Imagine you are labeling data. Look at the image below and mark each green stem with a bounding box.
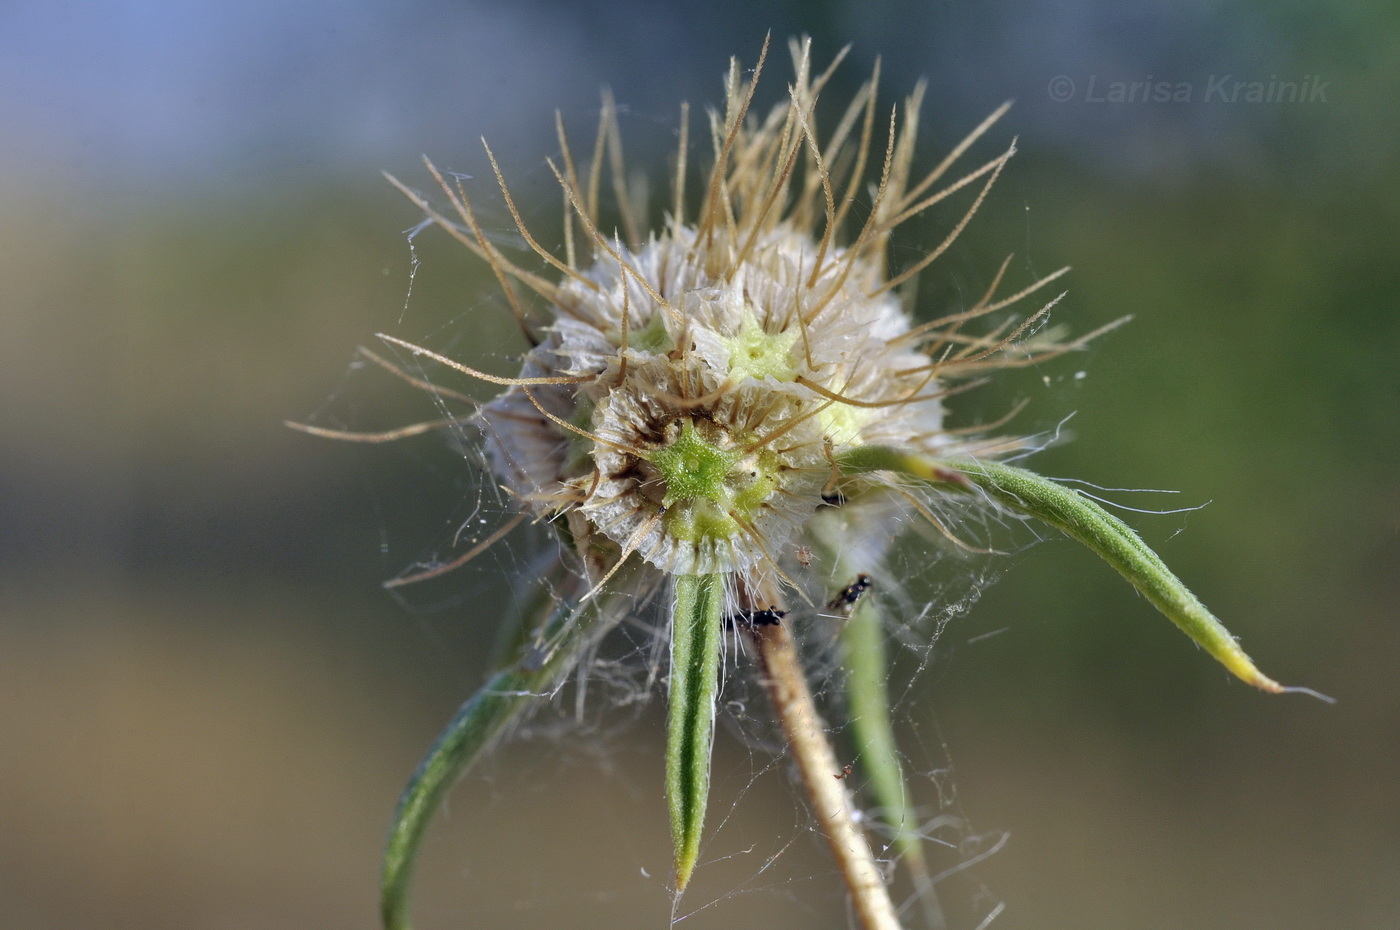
[838,446,1318,697]
[666,573,725,891]
[381,590,612,930]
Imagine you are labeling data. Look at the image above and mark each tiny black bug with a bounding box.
[725,607,788,629]
[826,574,873,611]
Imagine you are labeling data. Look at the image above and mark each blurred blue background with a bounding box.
[2,2,1395,928]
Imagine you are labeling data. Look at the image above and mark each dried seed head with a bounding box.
[446,36,1076,598]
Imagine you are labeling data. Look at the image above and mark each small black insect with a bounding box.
[725,608,788,629]
[826,574,873,611]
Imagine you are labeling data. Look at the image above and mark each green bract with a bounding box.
[666,574,726,890]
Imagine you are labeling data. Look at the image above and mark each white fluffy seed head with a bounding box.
[480,218,950,584]
[464,37,1069,597]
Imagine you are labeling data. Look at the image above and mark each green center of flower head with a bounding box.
[644,419,779,544]
[722,308,798,382]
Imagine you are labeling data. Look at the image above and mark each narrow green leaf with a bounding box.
[381,592,609,930]
[666,573,726,891]
[841,593,928,873]
[838,446,1325,698]
[809,509,942,921]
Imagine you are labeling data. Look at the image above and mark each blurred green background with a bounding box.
[2,2,1395,928]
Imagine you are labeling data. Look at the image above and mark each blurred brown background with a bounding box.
[2,3,1396,928]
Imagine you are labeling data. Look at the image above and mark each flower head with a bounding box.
[402,36,1076,612]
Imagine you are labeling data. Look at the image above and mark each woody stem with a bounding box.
[749,619,905,930]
